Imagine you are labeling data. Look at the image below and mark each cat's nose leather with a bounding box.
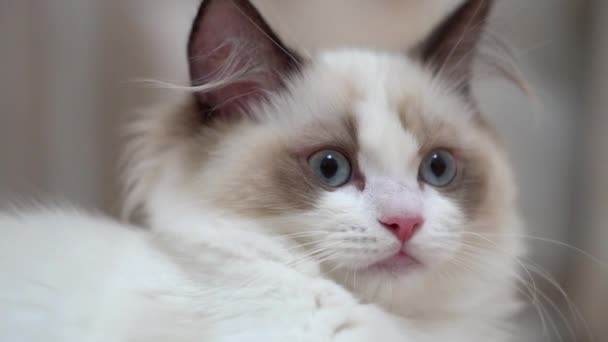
[379,215,423,243]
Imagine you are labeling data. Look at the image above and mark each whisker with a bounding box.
[449,248,551,339]
[286,241,344,269]
[230,1,303,69]
[271,231,330,239]
[445,233,593,341]
[435,1,486,79]
[525,261,595,342]
[286,239,333,251]
[468,232,607,269]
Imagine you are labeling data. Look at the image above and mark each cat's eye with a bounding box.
[308,149,352,187]
[419,150,457,187]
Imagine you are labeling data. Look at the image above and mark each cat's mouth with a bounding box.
[369,250,421,272]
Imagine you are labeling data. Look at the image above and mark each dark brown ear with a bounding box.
[420,0,492,94]
[187,0,302,122]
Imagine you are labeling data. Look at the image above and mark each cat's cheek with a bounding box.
[409,193,465,267]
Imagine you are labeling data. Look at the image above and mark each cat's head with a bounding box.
[126,0,523,316]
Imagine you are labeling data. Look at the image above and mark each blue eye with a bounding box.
[419,150,457,187]
[308,149,352,187]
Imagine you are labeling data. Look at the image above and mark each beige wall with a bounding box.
[1,0,104,208]
[572,1,608,339]
[1,1,45,200]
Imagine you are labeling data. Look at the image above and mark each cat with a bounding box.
[125,0,525,338]
[0,0,524,341]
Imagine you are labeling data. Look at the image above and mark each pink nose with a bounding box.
[379,215,423,243]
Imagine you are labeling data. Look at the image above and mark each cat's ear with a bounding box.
[187,0,302,122]
[419,0,492,95]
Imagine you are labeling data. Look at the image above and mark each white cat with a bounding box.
[0,0,524,341]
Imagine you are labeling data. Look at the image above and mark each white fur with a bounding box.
[0,210,426,342]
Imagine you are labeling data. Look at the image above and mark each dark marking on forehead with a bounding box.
[293,114,360,157]
[342,115,365,191]
[271,114,361,211]
[342,115,359,150]
[398,98,427,142]
[437,148,490,221]
[215,113,361,217]
[397,100,494,221]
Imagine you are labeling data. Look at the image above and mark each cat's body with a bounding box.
[0,0,525,341]
[0,206,516,342]
[0,211,418,342]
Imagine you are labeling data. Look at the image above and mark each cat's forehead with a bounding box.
[313,49,475,124]
[284,50,479,161]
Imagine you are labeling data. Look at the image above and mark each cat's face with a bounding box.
[126,0,523,316]
[185,49,518,309]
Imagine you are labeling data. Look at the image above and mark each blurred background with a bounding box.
[0,1,606,341]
